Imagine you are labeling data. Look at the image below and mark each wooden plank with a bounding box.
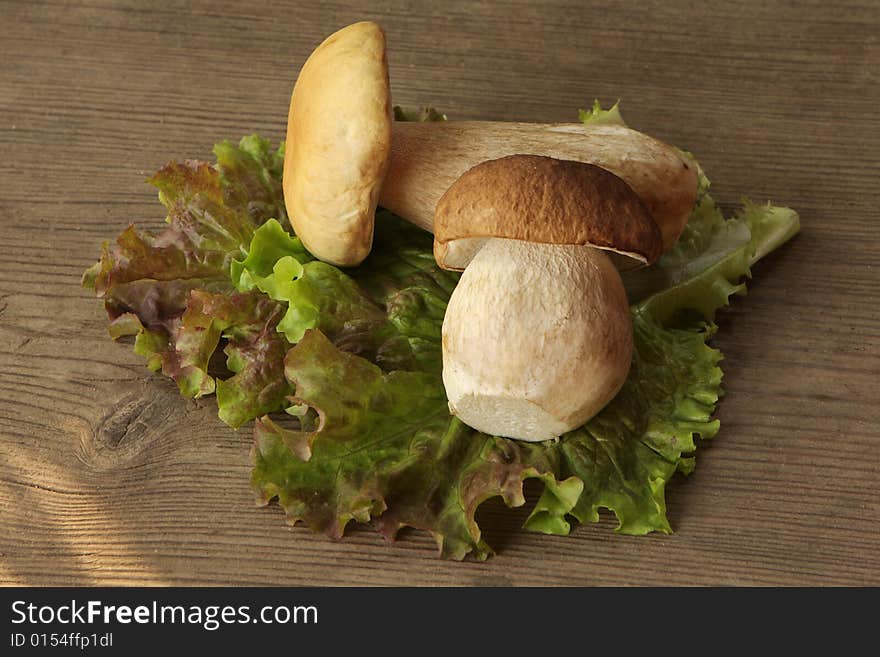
[1,0,878,586]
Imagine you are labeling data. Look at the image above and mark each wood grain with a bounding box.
[1,0,878,586]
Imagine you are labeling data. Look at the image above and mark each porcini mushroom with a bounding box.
[282,21,697,267]
[438,155,657,441]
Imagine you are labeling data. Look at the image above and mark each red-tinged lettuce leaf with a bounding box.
[252,329,447,538]
[84,136,294,426]
[172,289,293,427]
[214,135,288,229]
[102,289,293,428]
[84,135,285,309]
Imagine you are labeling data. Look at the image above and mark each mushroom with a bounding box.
[438,155,659,441]
[282,21,697,267]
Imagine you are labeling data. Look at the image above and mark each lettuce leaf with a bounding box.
[231,219,383,345]
[85,107,799,559]
[623,196,800,324]
[578,99,626,127]
[83,137,294,426]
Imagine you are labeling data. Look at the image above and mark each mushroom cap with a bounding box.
[433,154,663,271]
[283,21,392,267]
[442,238,633,441]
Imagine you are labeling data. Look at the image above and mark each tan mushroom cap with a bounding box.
[433,154,664,271]
[283,21,392,267]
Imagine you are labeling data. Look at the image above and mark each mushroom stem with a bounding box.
[442,238,633,441]
[379,121,698,252]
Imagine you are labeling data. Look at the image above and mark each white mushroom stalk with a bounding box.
[443,239,633,441]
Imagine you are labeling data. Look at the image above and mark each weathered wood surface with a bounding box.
[1,0,878,586]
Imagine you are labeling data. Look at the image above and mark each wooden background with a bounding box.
[1,0,878,586]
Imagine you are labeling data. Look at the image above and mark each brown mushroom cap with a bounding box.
[433,154,663,271]
[282,21,392,267]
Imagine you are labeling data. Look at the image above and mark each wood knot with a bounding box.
[79,384,185,470]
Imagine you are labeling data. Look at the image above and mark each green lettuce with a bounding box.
[85,105,799,559]
[578,99,626,127]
